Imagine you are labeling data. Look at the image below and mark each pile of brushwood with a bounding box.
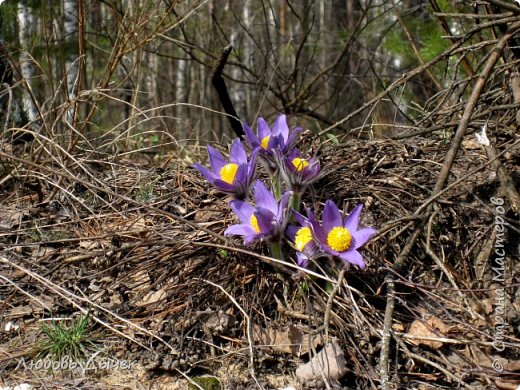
[0,113,518,389]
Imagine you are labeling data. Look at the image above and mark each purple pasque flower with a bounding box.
[243,114,302,156]
[286,209,319,268]
[193,138,257,199]
[312,201,376,269]
[277,148,320,192]
[225,181,291,244]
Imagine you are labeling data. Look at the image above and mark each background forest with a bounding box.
[1,1,519,390]
[1,0,464,149]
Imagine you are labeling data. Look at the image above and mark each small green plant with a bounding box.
[36,312,99,361]
[135,182,156,203]
[150,134,160,146]
[299,280,310,295]
[217,248,230,259]
[29,224,69,243]
[325,132,340,145]
[189,376,222,390]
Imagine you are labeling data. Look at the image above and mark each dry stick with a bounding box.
[2,82,12,131]
[512,72,520,125]
[413,139,520,217]
[299,290,333,390]
[211,45,244,139]
[0,274,53,312]
[424,210,467,305]
[0,257,161,352]
[378,23,520,390]
[318,18,505,136]
[324,267,346,344]
[318,36,466,135]
[307,267,347,390]
[0,150,226,242]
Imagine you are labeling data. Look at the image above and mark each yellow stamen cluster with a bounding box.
[250,214,261,233]
[261,135,270,149]
[220,163,238,184]
[327,226,352,252]
[292,157,309,172]
[294,226,312,251]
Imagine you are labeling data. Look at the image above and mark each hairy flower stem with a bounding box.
[269,240,283,260]
[291,192,302,213]
[272,173,282,200]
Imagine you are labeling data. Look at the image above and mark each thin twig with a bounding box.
[324,267,346,344]
[199,278,262,389]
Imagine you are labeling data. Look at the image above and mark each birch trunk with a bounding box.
[63,0,79,124]
[175,54,187,136]
[17,1,38,123]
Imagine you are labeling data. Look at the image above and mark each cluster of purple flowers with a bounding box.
[194,114,376,270]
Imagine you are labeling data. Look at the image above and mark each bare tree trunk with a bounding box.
[175,53,187,137]
[228,2,243,123]
[315,0,330,109]
[17,1,38,123]
[145,48,158,118]
[63,0,79,125]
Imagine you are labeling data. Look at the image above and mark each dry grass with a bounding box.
[0,127,518,389]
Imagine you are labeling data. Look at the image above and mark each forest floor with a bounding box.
[0,134,519,389]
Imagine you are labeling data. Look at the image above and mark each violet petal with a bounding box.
[193,163,218,182]
[323,200,343,233]
[254,181,277,213]
[224,224,257,237]
[211,179,236,192]
[229,200,256,224]
[338,250,365,269]
[255,208,276,235]
[293,210,309,227]
[285,126,302,151]
[229,138,247,164]
[272,114,289,139]
[352,227,377,249]
[286,225,299,241]
[243,122,259,147]
[257,117,271,141]
[296,252,309,268]
[344,204,363,232]
[207,145,227,173]
[244,233,262,245]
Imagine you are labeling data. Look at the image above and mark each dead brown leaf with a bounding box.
[405,316,449,349]
[295,338,347,381]
[0,206,24,230]
[462,137,483,150]
[135,288,168,307]
[252,324,320,356]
